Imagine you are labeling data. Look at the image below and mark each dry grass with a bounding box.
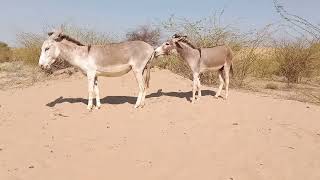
[0,20,319,104]
[0,61,46,90]
[154,55,192,79]
[11,24,115,67]
[274,39,318,84]
[126,25,161,47]
[265,82,279,90]
[0,61,80,90]
[12,46,41,65]
[0,42,12,63]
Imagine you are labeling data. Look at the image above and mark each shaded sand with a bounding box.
[0,69,319,180]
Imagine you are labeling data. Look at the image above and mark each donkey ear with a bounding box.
[172,34,179,38]
[172,34,187,39]
[48,28,64,41]
[48,32,54,36]
[172,35,187,43]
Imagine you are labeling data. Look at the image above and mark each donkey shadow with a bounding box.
[46,89,217,107]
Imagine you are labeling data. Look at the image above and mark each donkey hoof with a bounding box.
[95,106,101,110]
[134,105,140,108]
[140,104,145,108]
[140,103,145,108]
[87,106,93,110]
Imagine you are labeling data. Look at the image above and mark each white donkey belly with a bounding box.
[200,65,224,72]
[96,64,132,77]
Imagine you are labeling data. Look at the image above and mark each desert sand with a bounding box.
[0,69,319,180]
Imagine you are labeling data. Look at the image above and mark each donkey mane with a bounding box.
[60,35,85,46]
[175,36,201,57]
[173,34,199,50]
[179,39,198,50]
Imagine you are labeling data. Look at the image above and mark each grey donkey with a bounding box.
[39,30,155,110]
[155,34,233,103]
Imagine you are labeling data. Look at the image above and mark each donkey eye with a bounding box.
[45,47,49,51]
[165,42,170,45]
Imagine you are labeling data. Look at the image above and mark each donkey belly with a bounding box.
[96,64,132,77]
[200,64,224,72]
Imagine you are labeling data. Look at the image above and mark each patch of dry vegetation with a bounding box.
[0,42,12,63]
[274,39,319,84]
[155,15,278,87]
[0,18,319,104]
[153,15,320,104]
[126,25,161,47]
[0,61,46,90]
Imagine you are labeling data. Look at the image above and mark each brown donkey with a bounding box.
[155,34,233,103]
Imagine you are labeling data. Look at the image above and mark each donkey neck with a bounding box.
[57,40,88,67]
[176,41,201,66]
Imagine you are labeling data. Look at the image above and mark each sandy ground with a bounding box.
[0,69,319,180]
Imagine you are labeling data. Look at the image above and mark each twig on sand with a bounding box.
[54,112,69,118]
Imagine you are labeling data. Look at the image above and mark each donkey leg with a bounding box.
[192,73,199,103]
[197,76,202,100]
[140,88,147,107]
[224,67,230,100]
[133,71,145,108]
[87,73,95,110]
[215,70,225,98]
[94,76,101,109]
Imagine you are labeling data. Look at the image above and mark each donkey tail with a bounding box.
[144,51,155,88]
[230,63,234,76]
[226,45,234,76]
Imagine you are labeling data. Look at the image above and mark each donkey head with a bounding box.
[154,34,187,57]
[38,29,64,69]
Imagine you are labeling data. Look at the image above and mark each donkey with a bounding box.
[155,34,233,103]
[39,30,155,110]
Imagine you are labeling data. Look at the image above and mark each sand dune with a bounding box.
[0,69,319,180]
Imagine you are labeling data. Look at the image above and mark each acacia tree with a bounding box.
[126,25,161,47]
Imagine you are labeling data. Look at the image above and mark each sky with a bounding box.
[0,0,319,46]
